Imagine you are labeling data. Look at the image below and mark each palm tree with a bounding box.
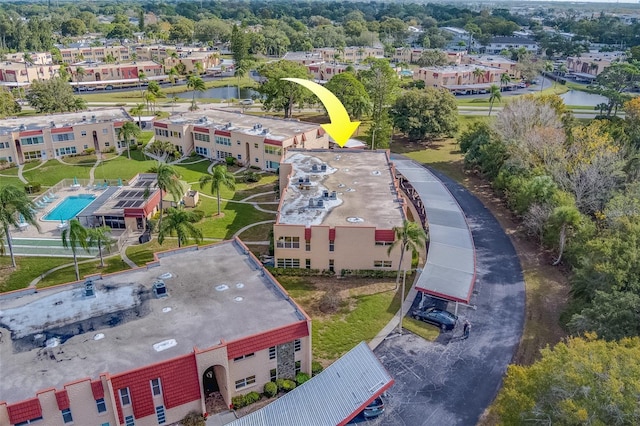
[473,67,484,83]
[62,219,89,281]
[194,61,204,77]
[541,61,554,92]
[186,75,206,111]
[87,225,113,268]
[130,103,145,129]
[488,84,502,116]
[137,70,147,98]
[117,121,142,159]
[150,163,183,233]
[500,73,511,90]
[76,66,85,92]
[168,67,179,86]
[199,164,236,216]
[158,208,203,248]
[234,60,249,100]
[144,91,156,113]
[387,220,427,290]
[0,185,40,267]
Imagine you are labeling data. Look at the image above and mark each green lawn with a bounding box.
[37,256,131,288]
[0,256,72,292]
[194,196,275,239]
[63,155,98,165]
[403,317,440,341]
[173,159,211,184]
[0,166,20,176]
[126,238,180,266]
[23,160,92,187]
[96,149,156,181]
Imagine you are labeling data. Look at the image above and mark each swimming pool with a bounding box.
[43,194,96,221]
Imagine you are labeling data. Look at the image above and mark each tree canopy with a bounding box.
[26,78,85,114]
[257,60,312,118]
[391,88,458,141]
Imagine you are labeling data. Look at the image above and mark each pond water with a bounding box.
[559,90,609,107]
[177,86,261,100]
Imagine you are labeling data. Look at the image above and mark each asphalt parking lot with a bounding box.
[373,167,525,426]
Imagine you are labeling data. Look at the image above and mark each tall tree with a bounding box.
[0,87,20,118]
[387,220,427,290]
[495,335,640,425]
[87,225,113,268]
[391,88,458,141]
[62,219,89,281]
[117,121,141,160]
[324,72,371,119]
[199,164,236,216]
[26,77,81,113]
[149,163,182,233]
[416,49,448,67]
[158,208,203,248]
[488,84,502,116]
[186,75,205,111]
[0,185,39,267]
[359,58,398,148]
[230,24,250,66]
[129,103,144,129]
[137,70,147,98]
[257,60,311,118]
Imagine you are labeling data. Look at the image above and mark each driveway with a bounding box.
[372,167,525,426]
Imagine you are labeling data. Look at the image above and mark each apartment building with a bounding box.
[153,110,329,170]
[0,62,61,87]
[305,62,370,82]
[69,61,165,87]
[0,239,312,426]
[274,149,409,273]
[59,45,131,64]
[4,51,52,64]
[0,108,130,165]
[392,47,464,65]
[282,51,324,66]
[462,55,521,79]
[312,46,384,63]
[482,36,538,55]
[163,50,220,75]
[440,27,474,52]
[414,64,507,89]
[566,51,626,76]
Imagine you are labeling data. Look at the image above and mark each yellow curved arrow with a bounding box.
[282,78,360,147]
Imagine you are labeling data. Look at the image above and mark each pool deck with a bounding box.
[16,187,123,239]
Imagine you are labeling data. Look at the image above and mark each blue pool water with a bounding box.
[43,195,96,221]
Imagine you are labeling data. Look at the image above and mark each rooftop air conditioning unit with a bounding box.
[153,280,168,298]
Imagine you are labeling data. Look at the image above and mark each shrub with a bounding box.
[245,391,261,404]
[241,171,261,183]
[225,156,236,166]
[312,361,324,376]
[24,182,41,194]
[189,210,205,222]
[231,395,246,409]
[276,378,296,392]
[319,291,341,313]
[84,147,95,155]
[263,381,277,398]
[296,372,310,385]
[180,411,206,426]
[129,144,138,151]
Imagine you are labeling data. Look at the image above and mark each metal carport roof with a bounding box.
[226,342,393,426]
[393,158,476,303]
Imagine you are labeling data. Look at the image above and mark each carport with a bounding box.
[393,158,476,310]
[226,342,394,426]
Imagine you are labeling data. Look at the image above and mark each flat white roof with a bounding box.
[278,149,405,229]
[0,108,129,135]
[0,240,308,403]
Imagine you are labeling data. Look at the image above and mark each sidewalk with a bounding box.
[368,272,421,350]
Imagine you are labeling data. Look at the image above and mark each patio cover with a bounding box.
[393,158,476,304]
[227,342,394,426]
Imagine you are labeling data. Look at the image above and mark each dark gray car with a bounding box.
[411,307,458,331]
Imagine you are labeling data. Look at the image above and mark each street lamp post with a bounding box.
[371,127,377,150]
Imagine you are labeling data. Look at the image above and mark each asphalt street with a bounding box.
[371,165,525,426]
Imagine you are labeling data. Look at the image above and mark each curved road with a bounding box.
[372,165,525,426]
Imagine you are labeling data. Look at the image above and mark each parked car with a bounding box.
[411,307,458,331]
[363,397,385,419]
[240,98,254,105]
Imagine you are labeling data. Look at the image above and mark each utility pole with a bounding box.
[398,269,407,334]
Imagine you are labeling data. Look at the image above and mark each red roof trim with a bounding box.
[214,130,231,137]
[264,138,282,146]
[304,228,311,240]
[226,321,309,359]
[55,390,70,410]
[154,122,168,129]
[7,398,42,424]
[374,230,395,242]
[19,130,43,137]
[114,121,124,128]
[124,208,146,218]
[329,228,336,241]
[337,380,395,426]
[91,380,105,399]
[193,126,209,133]
[51,126,73,134]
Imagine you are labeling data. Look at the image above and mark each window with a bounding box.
[102,128,108,134]
[235,375,256,390]
[264,145,281,156]
[237,140,241,145]
[294,339,301,352]
[269,346,276,360]
[234,352,255,361]
[329,240,334,252]
[215,136,231,146]
[96,398,107,413]
[305,240,310,251]
[194,133,210,142]
[15,418,43,426]
[277,236,300,249]
[119,387,131,406]
[101,423,110,426]
[329,259,334,272]
[217,151,232,159]
[266,160,279,169]
[155,406,166,424]
[53,133,75,142]
[23,151,42,160]
[55,146,77,157]
[270,368,277,381]
[125,416,135,426]
[305,259,311,269]
[104,142,110,147]
[254,143,259,149]
[276,258,300,268]
[255,157,259,163]
[61,408,73,423]
[81,131,86,137]
[374,260,392,268]
[83,145,88,149]
[295,360,301,374]
[20,136,44,145]
[151,378,162,396]
[375,241,393,246]
[195,146,209,156]
[237,154,242,160]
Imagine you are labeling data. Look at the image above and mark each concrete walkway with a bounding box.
[232,220,276,239]
[17,163,28,183]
